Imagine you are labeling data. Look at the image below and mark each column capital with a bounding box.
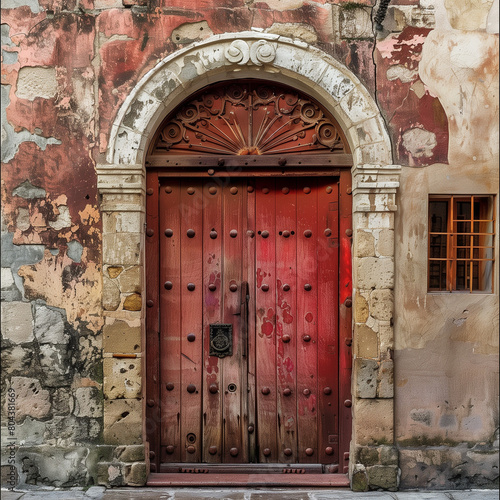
[352,164,402,213]
[96,164,145,195]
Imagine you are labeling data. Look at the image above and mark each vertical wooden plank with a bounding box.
[296,178,319,464]
[317,177,340,465]
[202,179,223,463]
[338,171,353,473]
[255,178,278,462]
[146,171,160,472]
[275,178,298,462]
[159,179,182,463]
[179,180,203,462]
[221,180,245,463]
[245,179,257,463]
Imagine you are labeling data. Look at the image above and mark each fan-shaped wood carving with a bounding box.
[148,81,348,156]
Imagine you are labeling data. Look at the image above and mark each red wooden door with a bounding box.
[157,177,345,468]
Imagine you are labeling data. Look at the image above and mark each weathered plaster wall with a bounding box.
[391,0,499,490]
[1,0,498,491]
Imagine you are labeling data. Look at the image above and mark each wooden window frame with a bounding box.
[428,195,495,293]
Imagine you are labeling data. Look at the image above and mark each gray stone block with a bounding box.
[355,358,378,398]
[1,302,33,344]
[367,464,399,491]
[33,305,68,344]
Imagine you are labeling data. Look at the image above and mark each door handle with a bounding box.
[241,281,249,358]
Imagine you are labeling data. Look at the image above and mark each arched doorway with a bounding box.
[98,32,400,489]
[145,80,353,477]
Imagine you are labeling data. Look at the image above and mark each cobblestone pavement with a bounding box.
[1,487,498,499]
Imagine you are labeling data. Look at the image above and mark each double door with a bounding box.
[150,176,350,469]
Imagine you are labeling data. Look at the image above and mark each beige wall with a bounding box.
[393,0,499,487]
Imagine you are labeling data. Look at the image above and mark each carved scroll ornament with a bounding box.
[225,39,276,66]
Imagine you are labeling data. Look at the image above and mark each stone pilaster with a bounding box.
[96,164,148,486]
[350,164,401,492]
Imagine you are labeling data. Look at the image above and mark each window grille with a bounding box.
[428,195,495,292]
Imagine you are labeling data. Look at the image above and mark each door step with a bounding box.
[159,463,327,474]
[148,473,350,487]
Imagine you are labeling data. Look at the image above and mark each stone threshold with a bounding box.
[147,473,350,487]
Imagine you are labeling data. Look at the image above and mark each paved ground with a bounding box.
[1,487,498,499]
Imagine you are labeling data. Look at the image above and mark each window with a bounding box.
[428,195,495,292]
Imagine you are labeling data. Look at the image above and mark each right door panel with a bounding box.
[254,178,340,465]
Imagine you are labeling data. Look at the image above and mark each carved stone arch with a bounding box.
[102,32,393,167]
[97,32,401,490]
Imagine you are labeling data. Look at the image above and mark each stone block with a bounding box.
[1,463,19,490]
[8,377,51,422]
[355,257,394,289]
[102,211,142,233]
[123,293,142,311]
[339,5,372,39]
[113,129,142,165]
[356,445,379,466]
[339,89,377,126]
[103,358,141,400]
[378,322,394,355]
[15,445,89,487]
[354,324,378,359]
[73,387,103,418]
[354,142,392,165]
[122,92,162,134]
[100,194,143,213]
[2,416,46,447]
[107,266,123,278]
[38,344,71,386]
[45,415,101,444]
[52,387,71,415]
[379,445,398,466]
[320,64,356,102]
[16,67,57,101]
[1,346,35,375]
[103,399,142,445]
[102,233,141,266]
[1,267,14,289]
[354,399,394,446]
[118,266,141,293]
[1,302,33,343]
[356,445,398,468]
[377,360,394,398]
[115,444,145,462]
[354,358,378,398]
[367,213,394,229]
[97,462,123,487]
[103,321,141,354]
[369,289,393,321]
[354,292,369,323]
[367,464,399,491]
[351,464,368,492]
[376,229,394,257]
[355,229,375,257]
[123,461,148,486]
[33,304,68,344]
[352,116,386,146]
[141,68,181,104]
[103,277,121,311]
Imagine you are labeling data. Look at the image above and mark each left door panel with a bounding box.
[159,179,248,465]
